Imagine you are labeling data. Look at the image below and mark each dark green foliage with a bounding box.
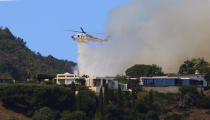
[178,58,209,74]
[103,104,124,120]
[104,84,109,105]
[177,86,201,109]
[76,90,97,117]
[71,82,76,92]
[204,69,210,86]
[0,84,99,119]
[99,87,104,114]
[164,113,186,120]
[114,75,127,84]
[75,78,86,86]
[0,27,76,81]
[136,91,174,115]
[0,84,75,116]
[126,64,164,78]
[2,83,210,120]
[146,111,160,120]
[177,86,210,109]
[117,85,123,107]
[8,116,21,120]
[61,111,86,120]
[128,78,140,89]
[32,107,58,120]
[37,74,56,80]
[196,96,210,109]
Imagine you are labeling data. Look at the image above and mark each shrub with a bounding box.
[196,96,210,109]
[164,113,186,120]
[61,111,86,120]
[0,84,75,116]
[76,90,97,117]
[32,107,58,120]
[8,116,21,120]
[146,111,159,120]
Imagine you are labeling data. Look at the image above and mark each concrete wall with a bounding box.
[142,86,180,93]
[142,86,203,93]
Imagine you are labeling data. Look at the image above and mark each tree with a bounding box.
[177,86,200,109]
[164,113,185,120]
[146,111,159,120]
[8,116,21,120]
[0,27,76,81]
[179,58,209,74]
[76,90,97,117]
[0,84,76,116]
[71,82,76,92]
[37,74,56,81]
[76,78,86,86]
[32,107,58,120]
[117,85,123,107]
[127,78,140,89]
[103,104,124,120]
[99,87,104,114]
[61,111,86,120]
[126,64,163,78]
[104,84,109,105]
[205,69,210,86]
[114,75,127,84]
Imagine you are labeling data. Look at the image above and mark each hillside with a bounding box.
[0,27,76,81]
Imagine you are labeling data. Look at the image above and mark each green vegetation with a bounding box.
[178,58,210,85]
[8,116,22,120]
[32,107,59,120]
[0,84,97,120]
[1,27,210,119]
[177,86,210,109]
[164,113,186,120]
[60,111,85,120]
[0,83,210,120]
[0,27,76,81]
[0,84,76,116]
[178,58,209,74]
[125,64,164,77]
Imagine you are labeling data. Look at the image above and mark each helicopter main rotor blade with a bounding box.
[80,27,86,33]
[64,30,81,33]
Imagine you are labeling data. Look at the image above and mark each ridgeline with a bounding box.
[0,27,76,81]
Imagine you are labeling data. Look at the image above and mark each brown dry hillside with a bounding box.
[0,102,31,120]
[187,109,210,120]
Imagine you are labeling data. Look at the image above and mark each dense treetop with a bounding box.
[0,27,76,81]
[125,64,164,78]
[178,58,209,74]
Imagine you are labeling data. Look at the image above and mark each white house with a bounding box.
[85,77,128,93]
[55,71,80,85]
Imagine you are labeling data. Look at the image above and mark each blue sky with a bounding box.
[0,0,130,62]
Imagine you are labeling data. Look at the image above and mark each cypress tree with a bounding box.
[71,82,76,92]
[104,83,109,105]
[99,87,104,114]
[118,84,122,107]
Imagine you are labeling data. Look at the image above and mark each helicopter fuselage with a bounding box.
[72,33,106,42]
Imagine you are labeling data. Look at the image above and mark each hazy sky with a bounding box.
[0,0,129,62]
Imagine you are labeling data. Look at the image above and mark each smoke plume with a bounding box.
[78,0,210,77]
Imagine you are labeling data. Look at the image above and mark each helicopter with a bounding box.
[66,27,109,43]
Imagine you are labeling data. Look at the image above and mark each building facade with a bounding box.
[55,71,80,85]
[140,75,207,87]
[55,71,128,93]
[85,77,128,93]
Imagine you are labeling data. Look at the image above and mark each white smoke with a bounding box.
[78,0,210,77]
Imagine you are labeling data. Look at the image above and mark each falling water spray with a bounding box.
[77,0,210,77]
